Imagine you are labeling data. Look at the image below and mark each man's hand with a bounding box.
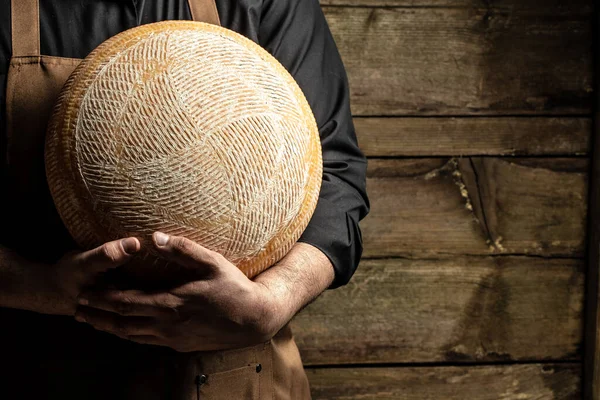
[0,237,140,316]
[47,237,141,315]
[74,232,335,352]
[74,232,281,352]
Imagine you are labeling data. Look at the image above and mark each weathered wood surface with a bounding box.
[293,257,583,365]
[323,6,592,115]
[361,158,587,258]
[355,117,591,156]
[583,6,600,399]
[321,0,591,10]
[306,364,581,399]
[584,144,599,400]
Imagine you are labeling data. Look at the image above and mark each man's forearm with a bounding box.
[254,242,335,332]
[0,245,63,314]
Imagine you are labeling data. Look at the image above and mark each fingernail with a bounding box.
[154,232,169,247]
[75,314,86,323]
[78,297,89,306]
[121,238,140,254]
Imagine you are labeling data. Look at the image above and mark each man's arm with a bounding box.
[0,245,63,314]
[74,233,335,352]
[253,242,335,335]
[260,0,370,288]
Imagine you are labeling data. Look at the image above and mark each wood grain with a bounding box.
[306,364,581,400]
[583,6,600,398]
[355,117,591,156]
[361,158,587,258]
[584,147,599,400]
[323,6,592,115]
[293,257,583,365]
[321,0,591,10]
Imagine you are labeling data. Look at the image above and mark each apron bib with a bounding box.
[2,0,310,397]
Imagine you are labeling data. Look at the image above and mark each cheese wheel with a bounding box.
[45,21,322,282]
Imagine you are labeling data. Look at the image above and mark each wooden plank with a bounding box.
[467,158,588,256]
[323,6,592,115]
[321,0,591,10]
[293,257,583,365]
[583,5,600,399]
[584,144,599,400]
[306,364,581,400]
[361,158,587,258]
[355,117,591,157]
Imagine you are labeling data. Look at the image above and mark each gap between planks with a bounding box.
[304,359,581,369]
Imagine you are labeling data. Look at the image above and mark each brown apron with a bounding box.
[2,0,311,398]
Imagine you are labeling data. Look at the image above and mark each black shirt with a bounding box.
[0,0,369,288]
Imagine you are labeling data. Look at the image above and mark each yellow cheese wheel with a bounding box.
[45,21,322,282]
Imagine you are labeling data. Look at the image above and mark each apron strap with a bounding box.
[11,0,41,57]
[188,0,221,26]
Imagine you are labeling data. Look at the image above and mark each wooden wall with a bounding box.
[293,0,593,398]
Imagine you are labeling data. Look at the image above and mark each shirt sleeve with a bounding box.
[258,0,370,288]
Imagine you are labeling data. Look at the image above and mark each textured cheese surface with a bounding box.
[45,21,322,279]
